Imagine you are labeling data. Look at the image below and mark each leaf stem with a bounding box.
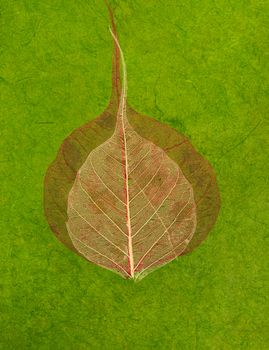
[108,22,134,277]
[104,0,121,106]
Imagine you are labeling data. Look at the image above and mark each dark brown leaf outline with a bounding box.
[44,2,220,279]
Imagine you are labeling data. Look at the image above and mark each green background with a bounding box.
[1,0,268,349]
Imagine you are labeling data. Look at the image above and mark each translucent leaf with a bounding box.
[44,3,220,280]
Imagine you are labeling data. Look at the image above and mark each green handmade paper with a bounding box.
[1,0,268,349]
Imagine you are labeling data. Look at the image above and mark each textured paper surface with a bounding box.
[1,0,268,348]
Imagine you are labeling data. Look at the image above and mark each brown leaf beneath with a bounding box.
[44,102,220,262]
